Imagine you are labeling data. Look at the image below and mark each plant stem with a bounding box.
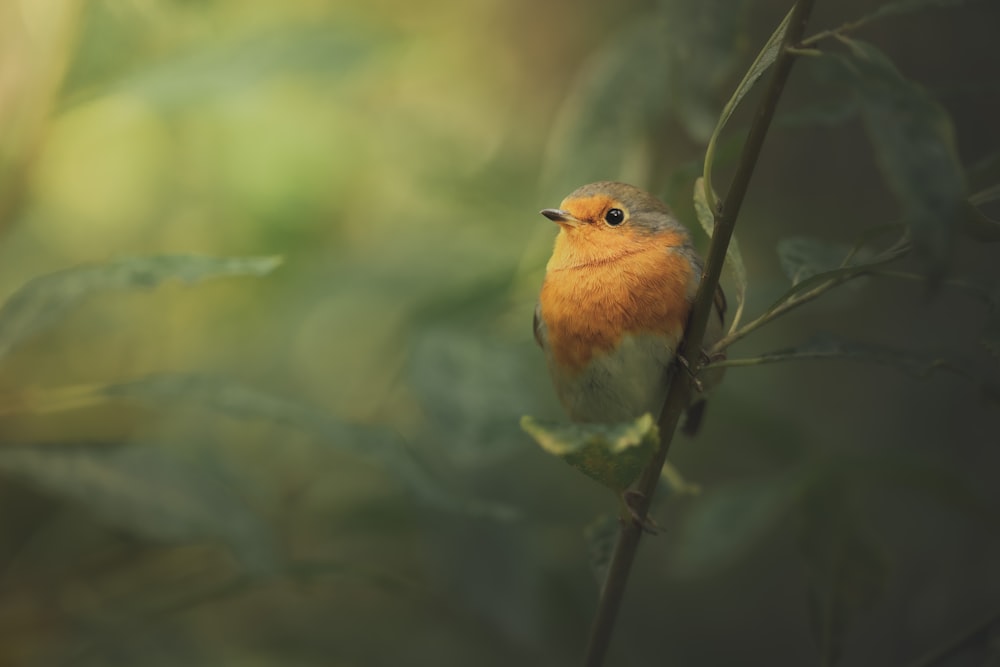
[709,241,911,355]
[580,2,817,665]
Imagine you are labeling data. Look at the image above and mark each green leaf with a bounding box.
[763,227,908,316]
[776,97,860,128]
[103,373,517,521]
[660,0,751,143]
[520,414,658,494]
[694,177,747,329]
[719,333,969,379]
[407,330,548,466]
[544,0,748,189]
[0,445,277,574]
[850,453,1000,528]
[854,0,976,24]
[963,188,1000,243]
[583,513,619,586]
[659,461,702,498]
[832,38,967,280]
[0,255,282,360]
[542,16,671,189]
[703,7,793,210]
[777,236,874,286]
[672,472,802,578]
[799,480,889,666]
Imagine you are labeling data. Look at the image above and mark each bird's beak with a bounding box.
[540,208,581,227]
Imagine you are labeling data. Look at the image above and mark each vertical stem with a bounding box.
[581,2,817,665]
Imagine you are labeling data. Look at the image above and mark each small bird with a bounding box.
[534,181,726,433]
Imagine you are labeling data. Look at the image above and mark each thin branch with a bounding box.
[580,2,817,665]
[709,242,911,355]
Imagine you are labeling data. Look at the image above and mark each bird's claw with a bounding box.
[676,355,705,394]
[622,490,660,534]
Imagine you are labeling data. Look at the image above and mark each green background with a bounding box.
[0,0,998,665]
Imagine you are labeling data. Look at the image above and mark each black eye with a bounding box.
[604,208,625,226]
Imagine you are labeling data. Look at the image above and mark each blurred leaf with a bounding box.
[855,0,976,24]
[672,472,802,578]
[694,177,747,329]
[0,255,282,360]
[764,229,908,316]
[0,444,277,574]
[545,0,748,188]
[407,330,546,467]
[850,453,1000,528]
[721,333,969,379]
[963,186,1000,242]
[799,480,889,666]
[776,97,860,128]
[777,236,874,285]
[520,414,658,494]
[583,513,619,586]
[543,16,670,189]
[103,373,517,521]
[63,24,381,110]
[659,461,702,498]
[832,38,967,280]
[703,7,792,209]
[661,0,751,143]
[967,183,1000,208]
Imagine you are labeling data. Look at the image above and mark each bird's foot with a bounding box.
[622,490,660,534]
[676,354,705,393]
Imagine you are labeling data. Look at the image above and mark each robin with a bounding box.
[534,181,726,434]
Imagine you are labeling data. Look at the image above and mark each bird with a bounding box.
[533,181,726,434]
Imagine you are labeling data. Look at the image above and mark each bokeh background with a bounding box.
[0,0,998,665]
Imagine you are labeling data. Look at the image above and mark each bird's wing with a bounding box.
[533,302,546,348]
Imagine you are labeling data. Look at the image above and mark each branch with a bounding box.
[709,240,910,355]
[581,2,818,665]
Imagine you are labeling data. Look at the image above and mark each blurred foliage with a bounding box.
[0,0,998,666]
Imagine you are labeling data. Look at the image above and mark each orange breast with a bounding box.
[539,228,692,373]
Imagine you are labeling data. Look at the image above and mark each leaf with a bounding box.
[763,227,908,316]
[660,0,751,143]
[721,333,970,379]
[102,373,517,521]
[963,186,1000,243]
[799,480,889,666]
[703,7,793,210]
[832,38,967,281]
[776,97,860,128]
[544,0,748,189]
[0,445,277,574]
[583,513,619,586]
[672,472,802,578]
[777,236,874,286]
[542,16,671,190]
[849,453,1000,528]
[520,414,658,494]
[659,462,702,498]
[407,330,548,466]
[694,177,747,329]
[0,255,282,360]
[855,0,976,24]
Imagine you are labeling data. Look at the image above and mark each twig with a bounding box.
[709,241,911,356]
[580,2,817,665]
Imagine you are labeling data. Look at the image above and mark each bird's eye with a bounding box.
[604,208,625,226]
